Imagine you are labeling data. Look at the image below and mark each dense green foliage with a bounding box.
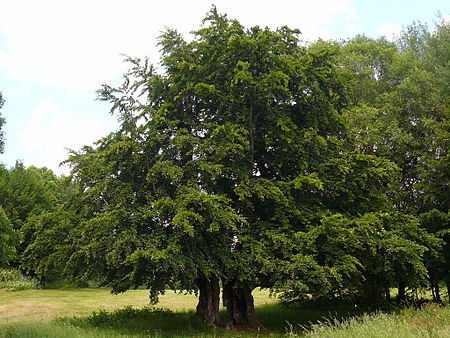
[0,162,63,277]
[0,163,61,229]
[67,9,352,300]
[333,18,450,302]
[0,92,16,267]
[0,207,17,267]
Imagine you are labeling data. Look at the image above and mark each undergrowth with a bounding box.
[0,268,39,290]
[289,303,450,338]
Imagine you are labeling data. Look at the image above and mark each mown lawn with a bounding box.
[0,288,449,337]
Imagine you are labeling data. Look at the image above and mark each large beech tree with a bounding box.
[63,8,350,328]
[59,9,440,329]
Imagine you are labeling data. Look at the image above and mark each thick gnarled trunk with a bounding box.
[193,275,220,326]
[222,282,261,330]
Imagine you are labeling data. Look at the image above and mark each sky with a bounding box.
[0,0,448,175]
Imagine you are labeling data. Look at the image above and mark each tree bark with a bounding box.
[385,287,391,301]
[193,275,220,326]
[397,281,406,304]
[361,279,383,303]
[223,281,262,330]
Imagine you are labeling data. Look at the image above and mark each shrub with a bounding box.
[0,268,39,290]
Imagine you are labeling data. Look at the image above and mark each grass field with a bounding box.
[0,288,449,337]
[0,288,199,322]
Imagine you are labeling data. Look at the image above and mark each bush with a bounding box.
[0,268,39,290]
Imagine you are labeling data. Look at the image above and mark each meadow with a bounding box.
[0,288,449,337]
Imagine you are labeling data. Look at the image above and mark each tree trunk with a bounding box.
[193,275,220,326]
[385,287,391,301]
[361,279,383,303]
[397,281,406,304]
[223,281,261,330]
[446,281,450,303]
[433,280,441,302]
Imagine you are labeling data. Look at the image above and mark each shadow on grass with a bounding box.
[53,300,383,337]
[58,306,203,337]
[256,299,374,334]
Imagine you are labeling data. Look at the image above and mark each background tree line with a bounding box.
[0,8,448,330]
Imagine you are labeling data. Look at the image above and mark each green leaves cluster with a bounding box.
[0,206,18,267]
[0,162,63,275]
[331,18,450,296]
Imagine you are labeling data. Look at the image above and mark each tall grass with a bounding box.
[0,268,39,290]
[294,303,450,338]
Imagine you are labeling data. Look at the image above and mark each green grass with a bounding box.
[0,288,278,323]
[0,288,448,337]
[298,303,450,338]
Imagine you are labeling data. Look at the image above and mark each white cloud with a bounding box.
[440,15,450,24]
[2,86,29,99]
[0,0,356,94]
[378,22,402,41]
[18,100,106,174]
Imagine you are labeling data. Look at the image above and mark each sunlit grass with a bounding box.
[0,287,276,323]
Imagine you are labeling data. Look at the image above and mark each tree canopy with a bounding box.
[0,93,17,267]
[0,205,18,267]
[0,162,63,272]
[334,18,450,301]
